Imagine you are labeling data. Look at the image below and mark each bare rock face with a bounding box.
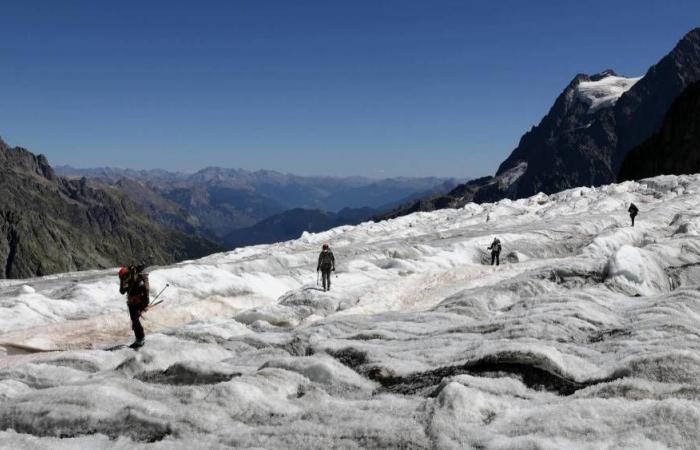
[619,81,700,181]
[614,28,700,170]
[0,139,222,279]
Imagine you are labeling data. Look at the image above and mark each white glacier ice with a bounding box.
[576,74,642,113]
[2,174,700,448]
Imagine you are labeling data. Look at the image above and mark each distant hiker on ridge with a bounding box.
[628,203,639,227]
[317,244,336,292]
[118,265,150,348]
[488,237,502,266]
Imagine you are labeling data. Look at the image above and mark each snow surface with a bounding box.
[2,174,700,448]
[576,75,642,113]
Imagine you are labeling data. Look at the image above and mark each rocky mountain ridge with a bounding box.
[0,138,222,279]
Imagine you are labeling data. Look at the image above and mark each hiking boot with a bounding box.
[129,339,145,349]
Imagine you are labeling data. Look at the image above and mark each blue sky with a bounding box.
[0,1,698,178]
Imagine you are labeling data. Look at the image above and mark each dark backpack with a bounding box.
[125,271,150,306]
[319,251,334,269]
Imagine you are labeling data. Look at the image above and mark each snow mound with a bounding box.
[605,245,670,295]
[670,212,700,236]
[261,354,378,395]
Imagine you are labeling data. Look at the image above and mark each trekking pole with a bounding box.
[146,284,170,310]
[316,271,320,286]
[152,284,170,303]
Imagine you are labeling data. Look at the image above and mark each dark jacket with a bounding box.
[488,239,502,254]
[628,203,639,215]
[120,271,150,307]
[317,250,335,271]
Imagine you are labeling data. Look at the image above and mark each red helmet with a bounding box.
[118,266,129,278]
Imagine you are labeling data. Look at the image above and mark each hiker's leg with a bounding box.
[325,269,331,290]
[128,303,145,341]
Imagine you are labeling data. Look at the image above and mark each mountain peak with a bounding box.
[0,142,56,180]
[680,27,700,43]
[491,27,698,198]
[569,69,619,88]
[590,69,619,81]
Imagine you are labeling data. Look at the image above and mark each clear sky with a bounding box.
[0,1,698,178]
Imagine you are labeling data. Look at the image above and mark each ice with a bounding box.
[576,74,642,112]
[605,245,671,296]
[2,174,700,447]
[261,354,378,395]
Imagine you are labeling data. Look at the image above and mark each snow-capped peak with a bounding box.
[576,73,642,113]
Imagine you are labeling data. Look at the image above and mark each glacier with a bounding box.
[2,174,700,448]
[576,74,642,113]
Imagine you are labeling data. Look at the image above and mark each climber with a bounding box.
[488,237,502,266]
[317,244,336,292]
[118,265,150,348]
[628,203,639,227]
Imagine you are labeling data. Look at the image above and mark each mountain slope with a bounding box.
[375,164,526,220]
[498,28,700,198]
[618,81,700,181]
[0,138,222,278]
[493,70,636,197]
[613,28,700,169]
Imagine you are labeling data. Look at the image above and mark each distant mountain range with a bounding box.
[225,207,376,248]
[55,165,458,246]
[385,27,700,218]
[0,139,222,279]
